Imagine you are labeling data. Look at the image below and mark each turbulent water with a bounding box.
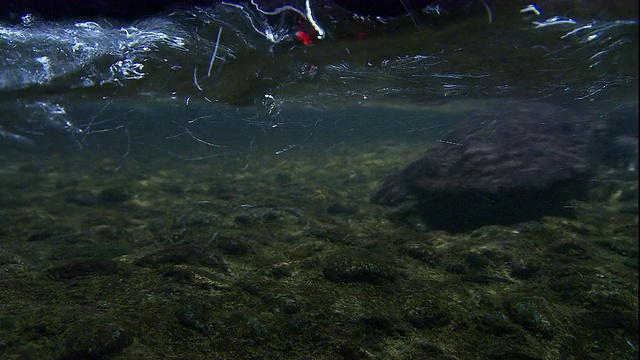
[0,0,637,154]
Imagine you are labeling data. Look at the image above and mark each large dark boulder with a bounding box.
[373,102,606,231]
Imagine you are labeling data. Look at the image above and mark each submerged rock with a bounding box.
[373,102,605,231]
[323,252,400,284]
[62,319,137,360]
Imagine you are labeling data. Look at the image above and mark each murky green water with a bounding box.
[1,2,638,359]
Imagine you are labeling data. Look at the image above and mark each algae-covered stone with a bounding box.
[135,243,229,274]
[261,294,300,314]
[64,190,95,206]
[165,264,230,290]
[46,258,126,279]
[548,267,595,300]
[505,296,556,339]
[177,303,217,334]
[0,248,24,266]
[62,319,137,360]
[323,252,399,284]
[212,235,249,255]
[404,298,451,329]
[399,241,442,266]
[478,311,521,336]
[98,186,131,203]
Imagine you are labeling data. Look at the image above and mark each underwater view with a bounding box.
[1,0,638,359]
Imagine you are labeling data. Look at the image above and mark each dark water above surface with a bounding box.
[0,2,638,359]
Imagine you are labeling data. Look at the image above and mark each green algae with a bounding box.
[0,132,637,360]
